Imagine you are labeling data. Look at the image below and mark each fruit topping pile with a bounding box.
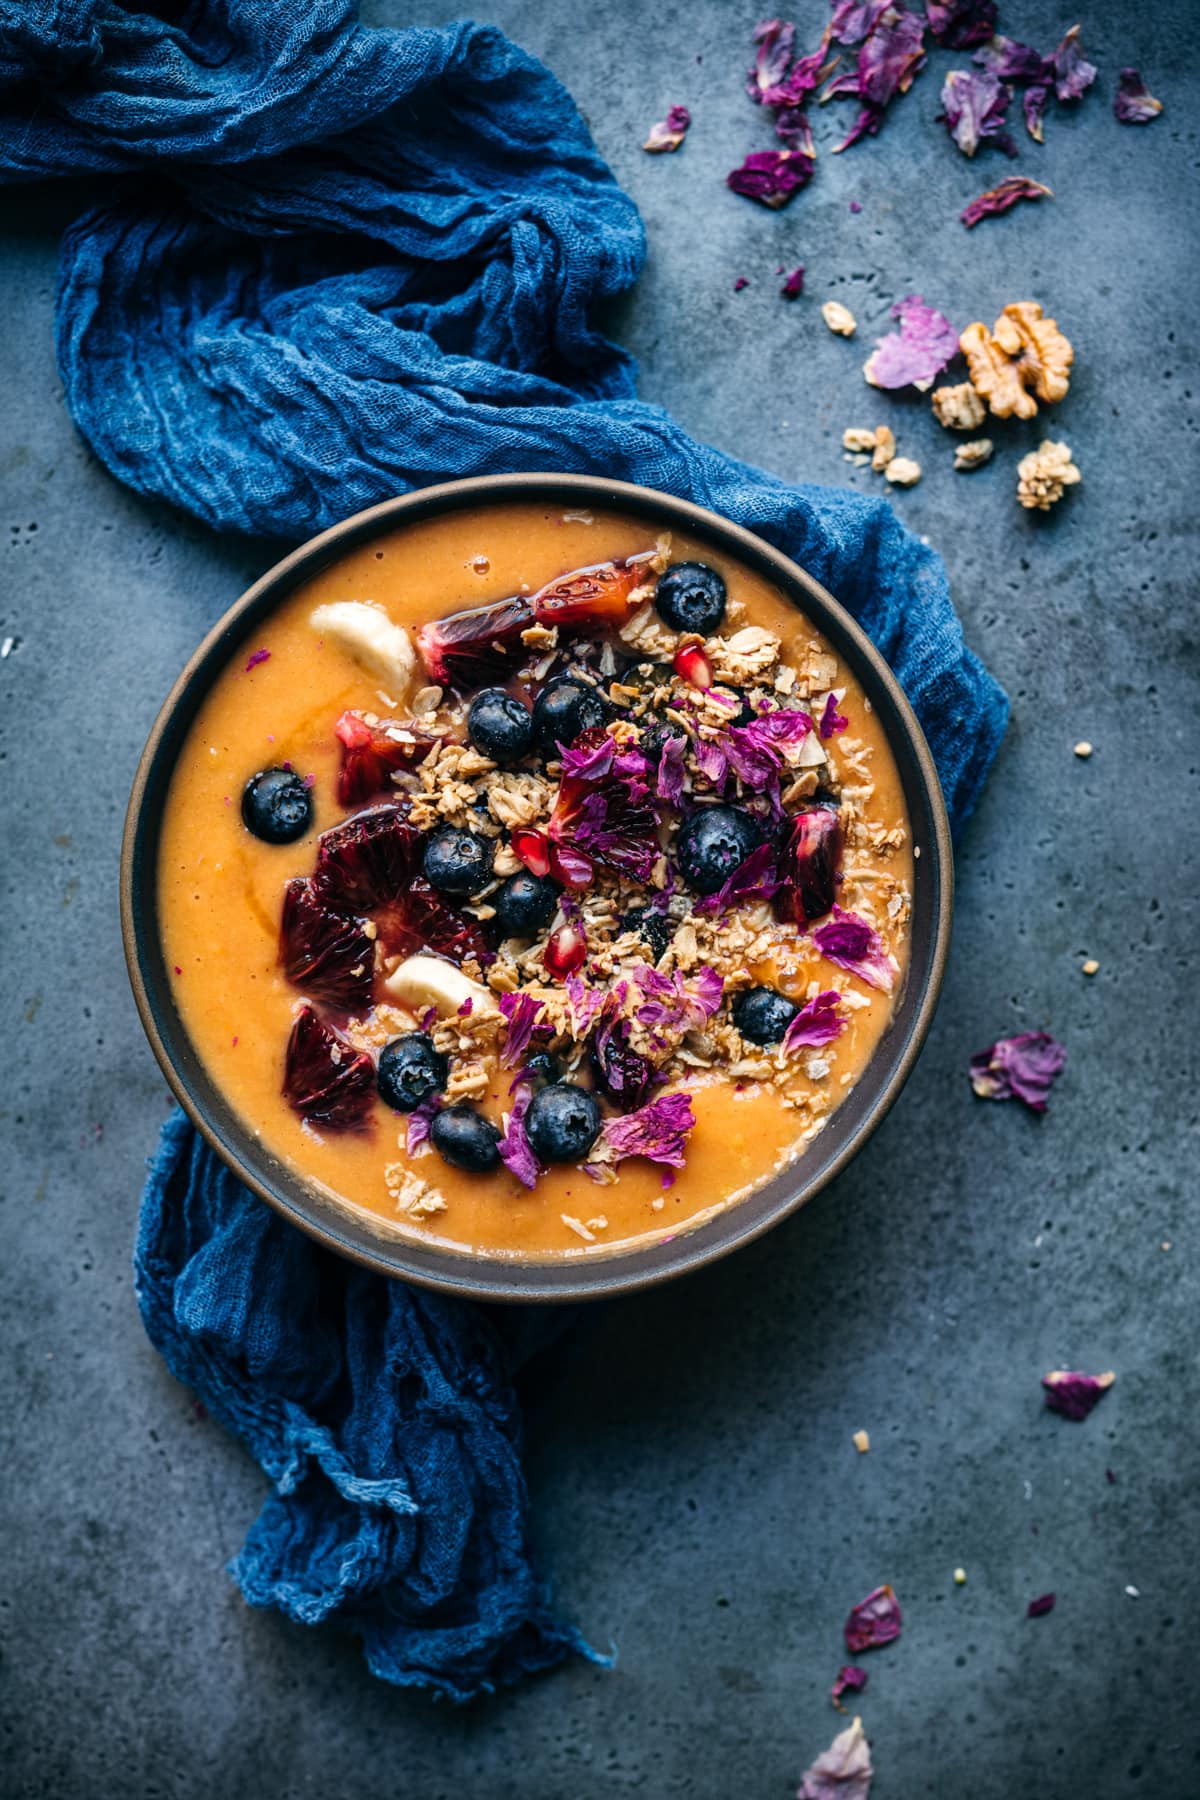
[247,535,911,1217]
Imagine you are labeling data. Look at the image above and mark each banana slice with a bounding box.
[381,954,497,1018]
[310,601,415,697]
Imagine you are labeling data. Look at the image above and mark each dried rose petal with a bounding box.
[1027,1592,1056,1618]
[844,1583,903,1653]
[244,647,271,671]
[826,4,927,153]
[774,805,843,923]
[831,0,892,46]
[1049,25,1096,102]
[863,294,958,389]
[820,692,848,738]
[597,1090,696,1170]
[746,17,796,103]
[694,840,780,915]
[733,276,750,293]
[1023,84,1051,142]
[1114,68,1163,125]
[405,1094,441,1155]
[781,265,806,299]
[813,905,896,993]
[973,34,1046,83]
[831,1664,869,1709]
[1042,1368,1115,1421]
[960,176,1052,228]
[498,1082,540,1189]
[643,104,691,153]
[924,0,997,49]
[969,1031,1065,1112]
[498,991,545,1068]
[726,147,815,208]
[782,990,845,1055]
[799,1715,873,1800]
[938,68,1016,157]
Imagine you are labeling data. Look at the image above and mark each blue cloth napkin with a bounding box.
[3,1,1007,1698]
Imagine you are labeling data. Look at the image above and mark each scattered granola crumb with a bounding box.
[561,1213,595,1242]
[1081,959,1099,976]
[852,1429,870,1454]
[954,1567,967,1586]
[1074,740,1093,758]
[1017,439,1080,510]
[884,456,921,487]
[822,300,857,337]
[954,438,993,472]
[932,381,986,432]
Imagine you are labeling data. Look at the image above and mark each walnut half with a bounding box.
[960,301,1074,420]
[1016,440,1081,510]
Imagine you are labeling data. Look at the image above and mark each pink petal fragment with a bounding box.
[798,1715,873,1800]
[1042,1368,1115,1421]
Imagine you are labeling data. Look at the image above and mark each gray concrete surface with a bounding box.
[2,3,1196,1795]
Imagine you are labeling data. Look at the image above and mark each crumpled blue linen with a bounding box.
[3,0,1008,1700]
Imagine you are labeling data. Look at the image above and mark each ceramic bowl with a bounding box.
[122,474,952,1302]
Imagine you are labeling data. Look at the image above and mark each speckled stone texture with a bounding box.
[1,3,1196,1795]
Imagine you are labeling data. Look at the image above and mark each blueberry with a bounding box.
[430,1105,501,1172]
[676,805,764,896]
[532,677,609,753]
[732,986,799,1047]
[524,1050,564,1084]
[654,561,727,635]
[493,871,558,939]
[624,906,672,962]
[639,720,687,764]
[376,1032,449,1112]
[422,826,495,897]
[524,1082,602,1163]
[467,688,533,765]
[241,767,313,844]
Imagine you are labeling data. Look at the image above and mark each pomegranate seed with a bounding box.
[512,827,552,878]
[548,841,595,889]
[673,642,712,689]
[544,923,587,979]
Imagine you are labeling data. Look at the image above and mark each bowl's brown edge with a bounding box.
[120,473,954,1304]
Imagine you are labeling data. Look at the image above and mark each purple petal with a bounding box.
[405,1095,442,1155]
[498,991,545,1068]
[830,0,892,46]
[244,648,271,671]
[969,1031,1065,1112]
[1042,1369,1115,1421]
[565,973,605,1036]
[813,905,896,993]
[844,1584,903,1653]
[782,990,845,1054]
[973,34,1047,83]
[831,1664,869,1707]
[559,734,615,780]
[599,1090,696,1170]
[924,0,997,50]
[726,148,815,208]
[498,1082,540,1189]
[746,16,795,102]
[1027,1592,1056,1618]
[1049,24,1096,102]
[864,293,959,389]
[960,175,1052,227]
[820,692,849,738]
[781,265,806,299]
[1114,68,1163,124]
[643,104,692,153]
[655,733,687,805]
[938,68,1017,158]
[1022,83,1051,141]
[799,1717,873,1800]
[694,840,780,915]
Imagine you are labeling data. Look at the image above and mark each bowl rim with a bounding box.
[121,472,953,1303]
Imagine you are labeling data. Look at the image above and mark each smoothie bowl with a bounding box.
[122,475,951,1302]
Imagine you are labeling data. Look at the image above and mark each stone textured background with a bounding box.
[2,3,1196,1795]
